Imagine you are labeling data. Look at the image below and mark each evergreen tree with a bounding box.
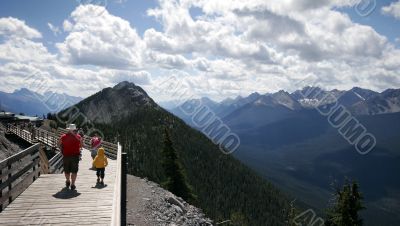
[285,200,298,226]
[325,180,365,226]
[161,128,194,202]
[230,212,249,226]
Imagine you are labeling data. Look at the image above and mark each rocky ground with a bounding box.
[0,130,22,160]
[127,175,213,226]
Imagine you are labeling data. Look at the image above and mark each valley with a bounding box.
[170,86,400,225]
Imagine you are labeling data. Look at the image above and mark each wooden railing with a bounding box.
[0,143,42,212]
[111,143,127,226]
[7,124,33,143]
[57,128,118,159]
[33,128,58,148]
[48,152,63,174]
[7,124,118,159]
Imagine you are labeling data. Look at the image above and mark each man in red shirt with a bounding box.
[59,124,82,190]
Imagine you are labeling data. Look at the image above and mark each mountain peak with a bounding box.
[249,92,261,98]
[114,81,136,90]
[13,88,33,96]
[220,97,235,105]
[64,82,157,124]
[351,86,377,94]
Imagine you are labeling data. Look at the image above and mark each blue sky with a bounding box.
[0,0,399,102]
[0,0,162,52]
[1,0,399,51]
[340,0,400,45]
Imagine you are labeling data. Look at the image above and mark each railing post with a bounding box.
[121,152,127,226]
[31,128,35,143]
[39,145,49,174]
[7,164,12,204]
[0,168,2,212]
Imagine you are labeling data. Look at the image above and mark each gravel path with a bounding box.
[127,175,213,226]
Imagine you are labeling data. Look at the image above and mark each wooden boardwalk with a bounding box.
[0,148,117,225]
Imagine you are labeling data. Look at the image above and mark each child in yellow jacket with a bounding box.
[92,148,108,185]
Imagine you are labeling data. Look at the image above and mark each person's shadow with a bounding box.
[53,187,81,199]
[91,182,108,189]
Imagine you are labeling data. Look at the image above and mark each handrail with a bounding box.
[111,143,122,226]
[58,128,118,159]
[0,143,41,212]
[0,143,40,170]
[7,124,32,143]
[6,125,63,173]
[7,124,118,159]
[48,152,63,174]
[6,123,120,175]
[111,143,127,226]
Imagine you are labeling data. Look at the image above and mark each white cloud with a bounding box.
[0,18,54,63]
[0,17,42,39]
[47,23,61,36]
[0,12,150,98]
[57,5,144,69]
[146,51,189,69]
[0,37,55,63]
[0,58,153,97]
[141,0,398,101]
[109,70,151,85]
[63,20,73,31]
[382,0,400,20]
[0,2,399,102]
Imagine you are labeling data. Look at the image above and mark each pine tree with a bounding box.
[325,180,365,226]
[230,212,249,226]
[285,200,298,226]
[161,128,195,202]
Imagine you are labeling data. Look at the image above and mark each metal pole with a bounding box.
[121,152,127,226]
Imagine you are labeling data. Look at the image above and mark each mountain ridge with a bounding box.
[0,88,82,116]
[170,86,400,125]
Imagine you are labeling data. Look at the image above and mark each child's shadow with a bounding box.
[91,182,108,189]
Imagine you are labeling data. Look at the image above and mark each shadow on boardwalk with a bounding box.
[53,187,81,199]
[91,183,108,189]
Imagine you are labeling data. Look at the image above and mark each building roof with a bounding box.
[0,112,15,118]
[14,114,42,121]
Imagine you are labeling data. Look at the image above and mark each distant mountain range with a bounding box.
[171,87,400,122]
[170,86,400,225]
[0,88,82,116]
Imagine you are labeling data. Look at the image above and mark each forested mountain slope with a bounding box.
[58,81,292,225]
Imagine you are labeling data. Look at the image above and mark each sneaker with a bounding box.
[70,184,76,191]
[100,181,104,186]
[66,180,71,188]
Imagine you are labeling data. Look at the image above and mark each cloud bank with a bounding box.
[0,1,399,102]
